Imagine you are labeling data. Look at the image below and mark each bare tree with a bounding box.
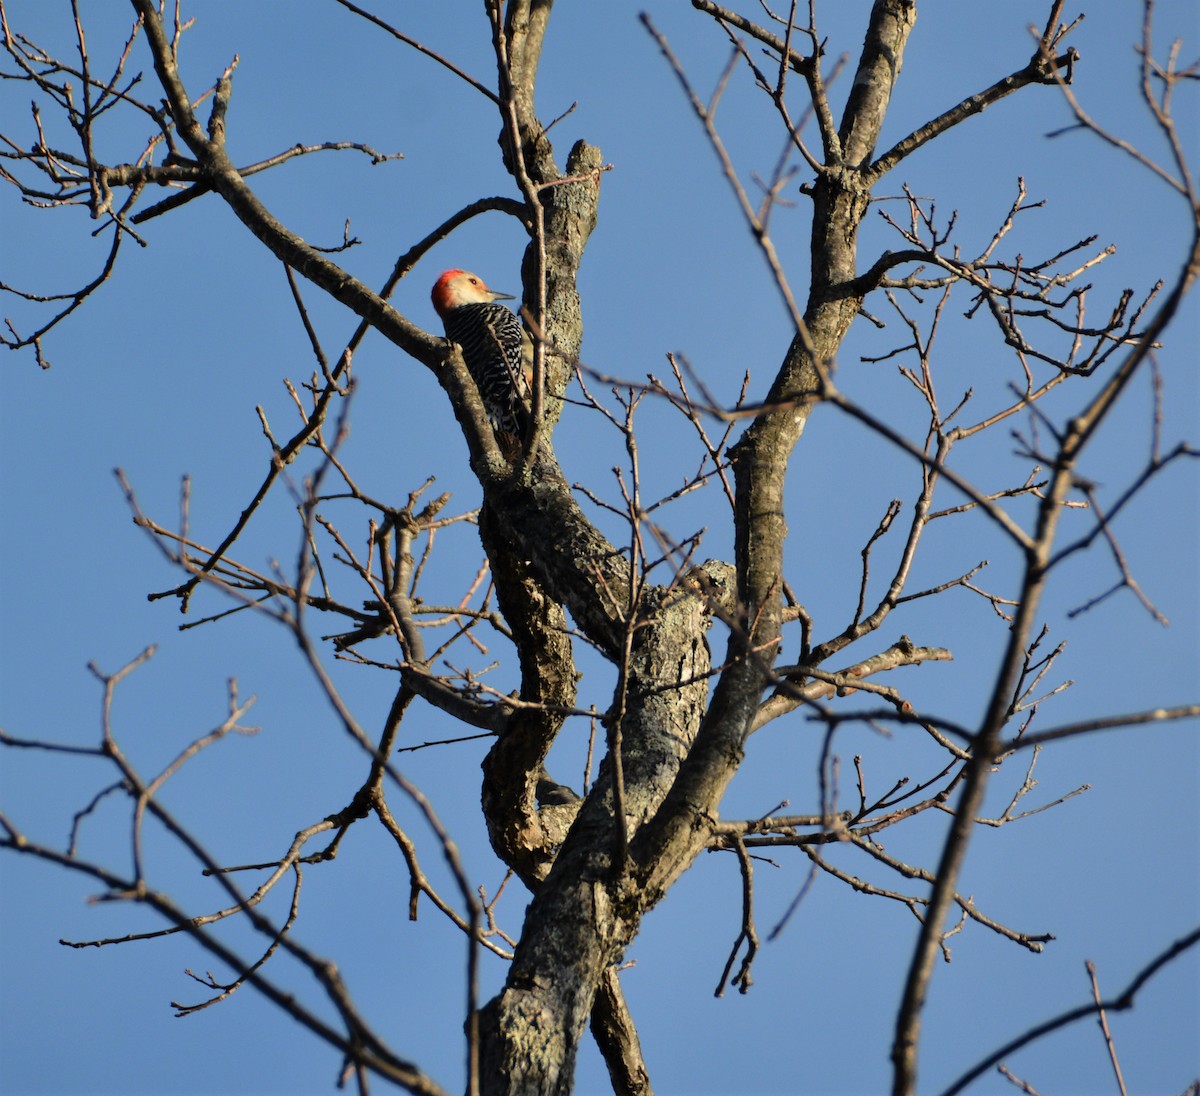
[2,2,1197,1094]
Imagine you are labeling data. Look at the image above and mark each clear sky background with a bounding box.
[1,3,1197,1095]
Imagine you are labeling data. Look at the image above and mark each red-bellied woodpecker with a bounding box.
[431,269,531,454]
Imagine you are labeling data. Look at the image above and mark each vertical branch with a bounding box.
[607,392,651,878]
[487,1,548,468]
[891,222,1200,1093]
[1086,961,1130,1096]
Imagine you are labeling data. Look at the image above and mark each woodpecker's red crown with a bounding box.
[431,269,514,317]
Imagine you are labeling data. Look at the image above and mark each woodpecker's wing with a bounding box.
[444,301,531,436]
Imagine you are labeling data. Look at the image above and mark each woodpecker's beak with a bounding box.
[491,290,515,301]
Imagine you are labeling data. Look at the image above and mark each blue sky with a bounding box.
[2,3,1197,1094]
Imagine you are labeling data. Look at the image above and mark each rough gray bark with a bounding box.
[473,3,918,1090]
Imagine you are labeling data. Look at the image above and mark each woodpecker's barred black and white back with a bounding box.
[442,301,531,440]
